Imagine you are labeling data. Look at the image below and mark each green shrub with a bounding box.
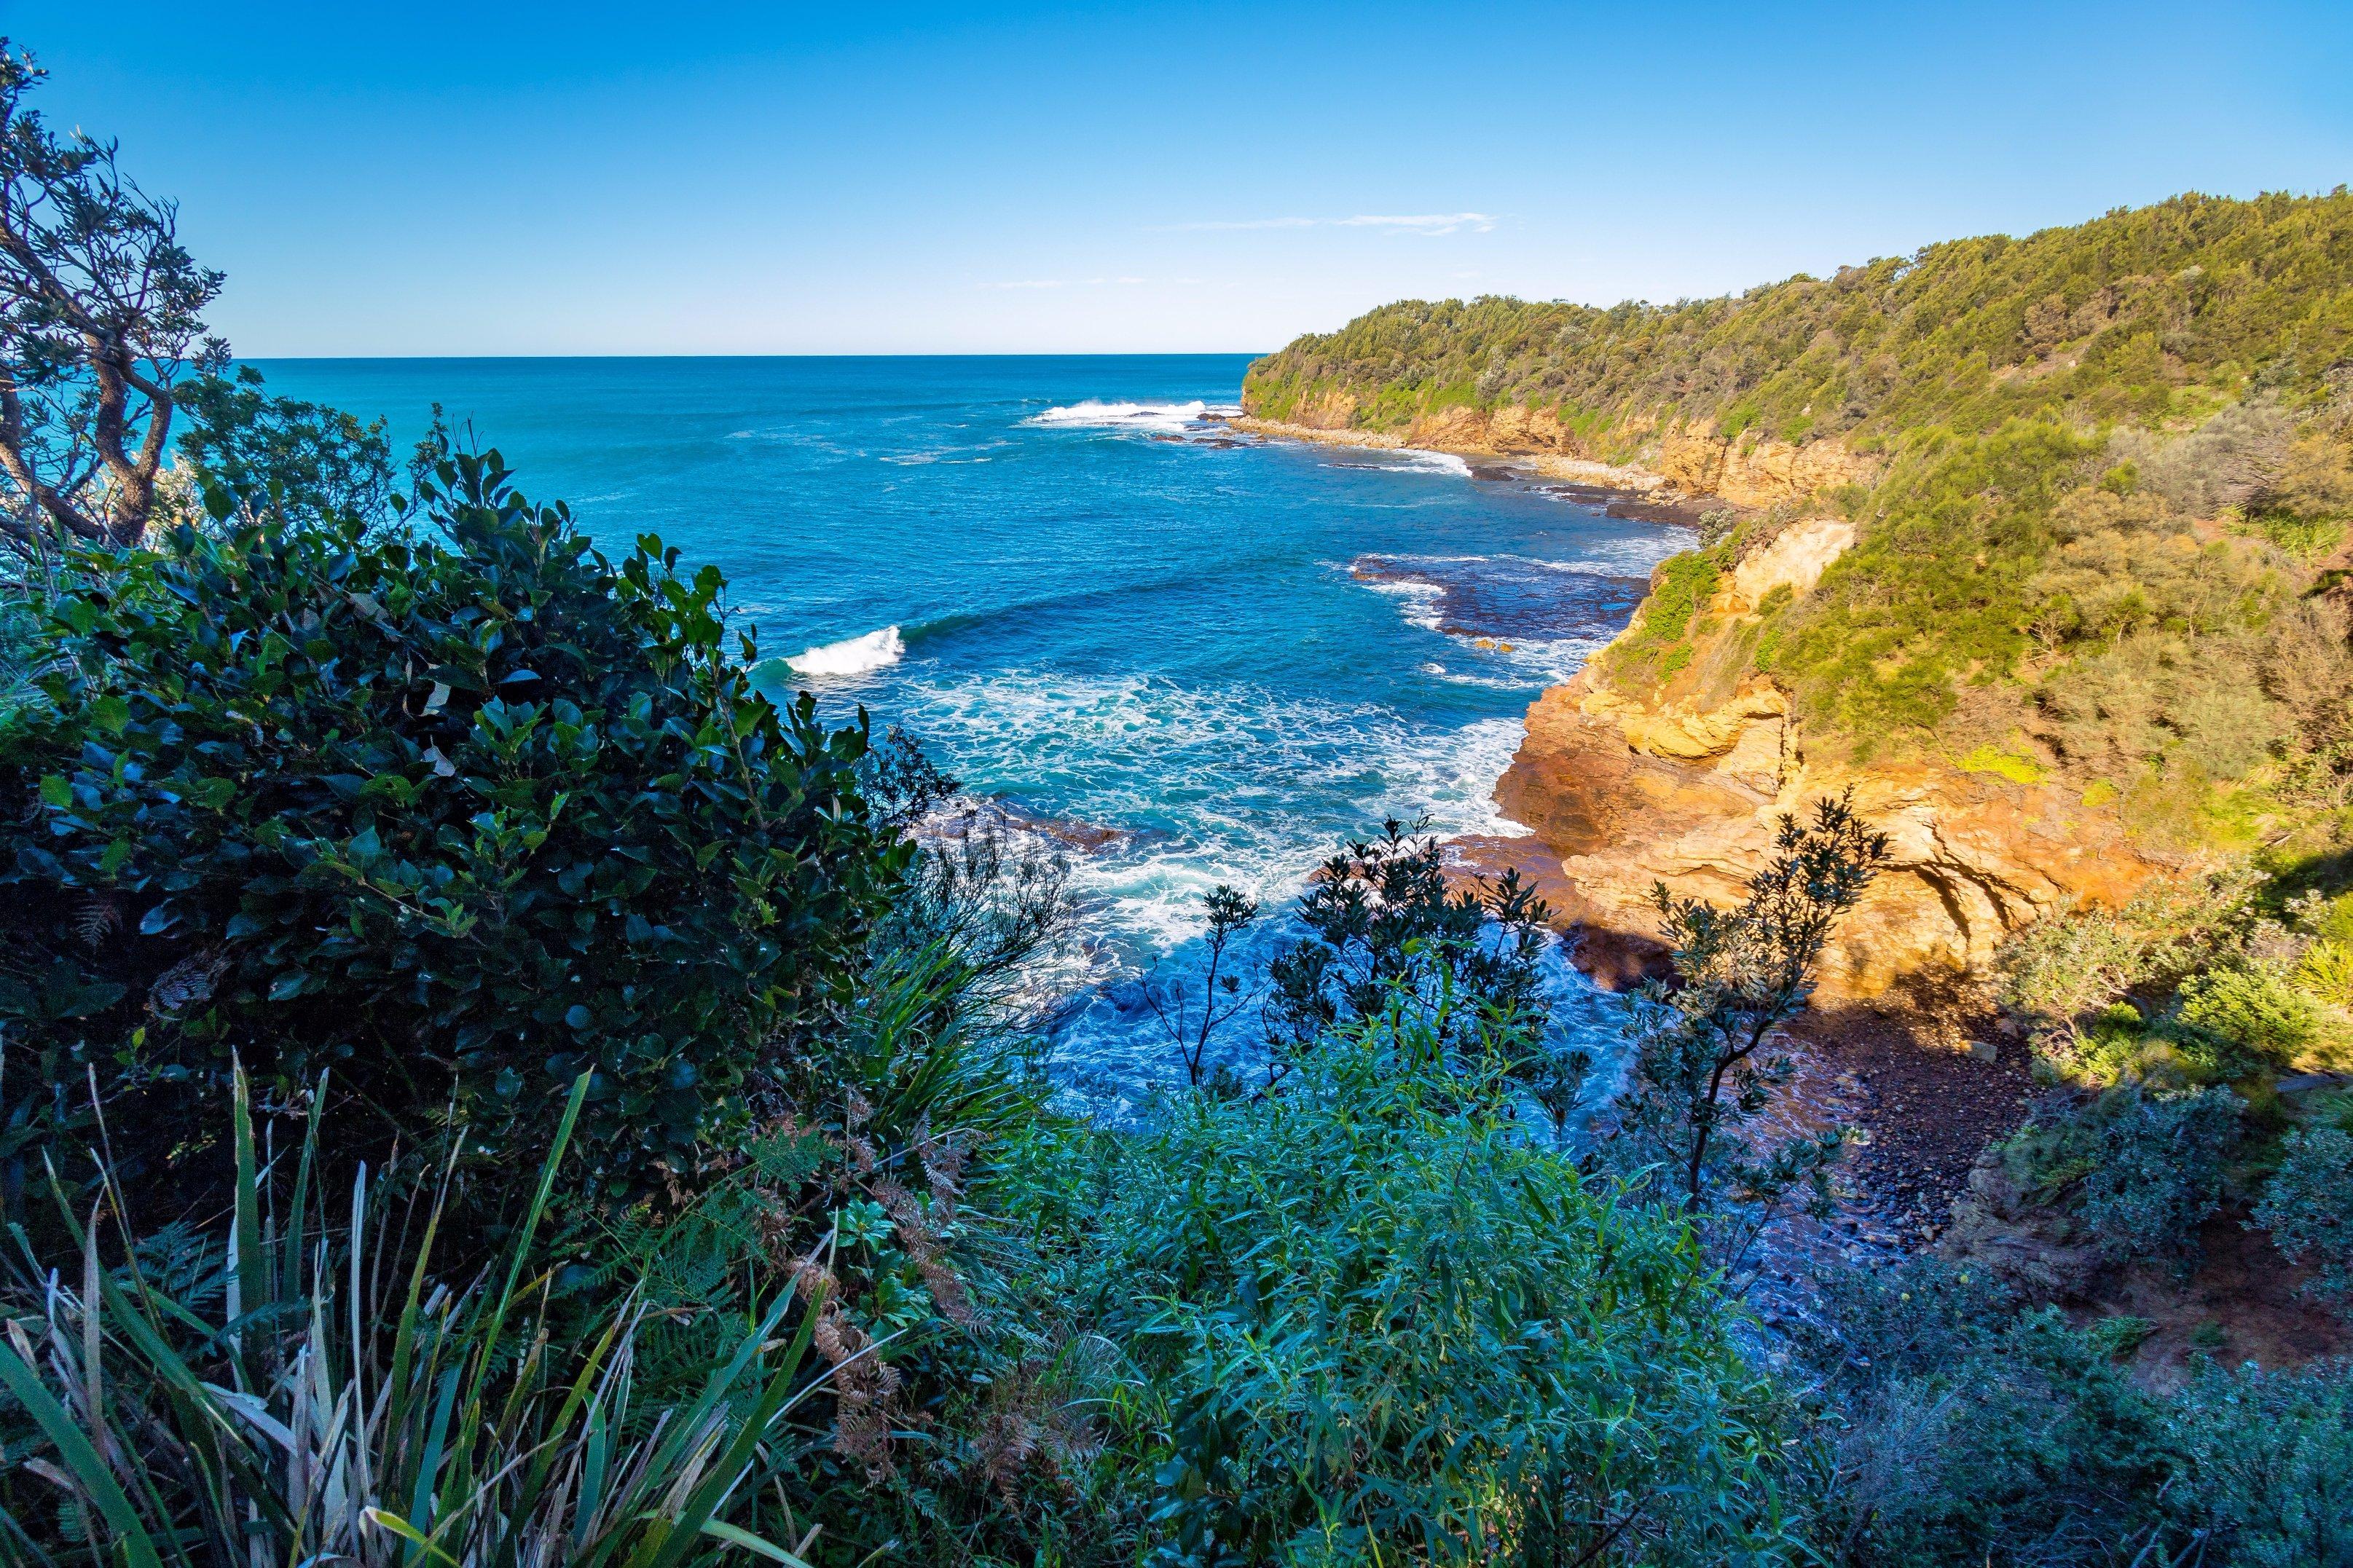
[0,453,904,1211]
[2255,1123,2353,1312]
[2178,964,2346,1071]
[2075,1086,2245,1269]
[1804,1257,2353,1565]
[1600,546,1724,691]
[999,1013,1794,1564]
[1803,1259,2172,1565]
[1995,864,2269,1070]
[2163,1358,2353,1566]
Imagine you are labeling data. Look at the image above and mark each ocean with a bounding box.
[249,355,1689,1105]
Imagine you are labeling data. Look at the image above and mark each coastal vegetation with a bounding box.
[1245,193,2353,800]
[1241,188,2353,1557]
[3,42,2352,1568]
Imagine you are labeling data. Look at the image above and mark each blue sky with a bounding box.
[14,1,2352,355]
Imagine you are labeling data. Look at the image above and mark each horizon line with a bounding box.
[238,349,1281,361]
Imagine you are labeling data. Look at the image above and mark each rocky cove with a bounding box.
[1222,404,2170,1005]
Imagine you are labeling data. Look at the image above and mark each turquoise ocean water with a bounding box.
[250,355,1686,1102]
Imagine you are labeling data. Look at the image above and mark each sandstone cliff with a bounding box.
[1233,401,1879,509]
[1493,668,2164,998]
[1230,396,2169,996]
[1482,516,2166,1000]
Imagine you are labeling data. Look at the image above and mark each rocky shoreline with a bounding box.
[1217,411,1714,528]
[1224,403,2155,1274]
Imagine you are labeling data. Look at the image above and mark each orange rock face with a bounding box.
[1233,394,2151,996]
[1493,673,2167,998]
[1652,430,1879,509]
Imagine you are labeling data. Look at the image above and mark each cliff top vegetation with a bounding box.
[1244,190,2353,454]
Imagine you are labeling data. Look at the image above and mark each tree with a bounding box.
[1262,816,1554,1063]
[1623,791,1888,1217]
[172,364,401,529]
[1145,883,1260,1087]
[0,42,224,559]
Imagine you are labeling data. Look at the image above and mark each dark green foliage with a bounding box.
[1262,817,1553,1063]
[2077,1087,2244,1269]
[1623,792,1887,1217]
[1804,1257,2353,1565]
[998,1020,1796,1566]
[1246,192,2353,451]
[2164,1358,2353,1566]
[0,452,903,1210]
[2006,1086,2245,1271]
[172,364,404,527]
[2256,1122,2353,1310]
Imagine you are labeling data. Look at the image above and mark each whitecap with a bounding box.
[1393,448,1474,478]
[1028,399,1209,433]
[785,625,904,677]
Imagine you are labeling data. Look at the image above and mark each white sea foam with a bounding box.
[1356,573,1447,634]
[1394,448,1474,478]
[785,625,905,677]
[883,667,1630,1115]
[1029,399,1209,433]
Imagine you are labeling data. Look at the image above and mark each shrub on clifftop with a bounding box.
[0,452,903,1212]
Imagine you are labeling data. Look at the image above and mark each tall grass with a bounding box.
[0,1067,855,1567]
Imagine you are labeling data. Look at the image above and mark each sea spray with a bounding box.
[786,625,905,676]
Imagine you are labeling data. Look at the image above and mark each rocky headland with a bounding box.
[1226,407,2168,1002]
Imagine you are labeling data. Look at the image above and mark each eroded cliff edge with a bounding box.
[1234,401,2193,1000]
[1454,495,2167,999]
[1230,402,1875,509]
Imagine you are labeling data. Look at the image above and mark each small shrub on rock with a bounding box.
[2254,1122,2353,1312]
[2076,1086,2246,1270]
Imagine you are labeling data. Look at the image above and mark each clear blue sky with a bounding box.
[14,1,2352,355]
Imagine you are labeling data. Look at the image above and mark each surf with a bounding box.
[784,625,905,676]
[1029,398,1208,433]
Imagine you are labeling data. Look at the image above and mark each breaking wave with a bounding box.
[1029,398,1209,433]
[785,625,905,676]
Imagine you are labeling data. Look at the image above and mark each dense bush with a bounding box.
[0,452,904,1211]
[1246,192,2353,455]
[2075,1087,2246,1269]
[2255,1122,2353,1311]
[1804,1257,2353,1565]
[999,1015,1796,1566]
[1999,1085,2244,1271]
[2177,964,2349,1071]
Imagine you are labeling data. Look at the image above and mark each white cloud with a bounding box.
[1335,213,1497,235]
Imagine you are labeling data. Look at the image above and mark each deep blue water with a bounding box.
[249,355,1684,1101]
